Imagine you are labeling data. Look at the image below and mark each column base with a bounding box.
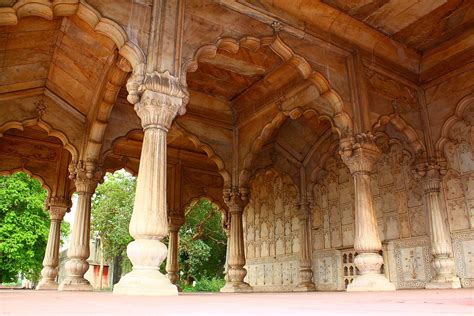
[426,278,461,289]
[293,282,316,292]
[58,277,93,291]
[347,274,396,292]
[220,281,253,293]
[113,269,177,296]
[36,280,58,290]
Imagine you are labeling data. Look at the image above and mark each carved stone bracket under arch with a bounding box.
[372,112,426,158]
[0,118,79,162]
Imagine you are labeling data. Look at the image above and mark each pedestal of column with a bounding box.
[37,197,69,290]
[417,163,461,289]
[220,188,252,293]
[294,200,316,292]
[341,133,395,291]
[59,162,101,291]
[166,216,184,290]
[114,74,187,296]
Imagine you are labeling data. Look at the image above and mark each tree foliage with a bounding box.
[91,171,135,264]
[178,199,227,288]
[0,173,50,283]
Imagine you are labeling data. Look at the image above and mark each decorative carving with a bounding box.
[244,169,300,291]
[34,99,47,119]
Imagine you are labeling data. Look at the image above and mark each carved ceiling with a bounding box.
[187,44,305,115]
[275,117,332,163]
[0,16,116,115]
[315,0,473,52]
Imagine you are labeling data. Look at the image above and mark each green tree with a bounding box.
[91,170,136,276]
[0,173,50,283]
[178,199,227,290]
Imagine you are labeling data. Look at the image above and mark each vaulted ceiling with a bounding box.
[0,16,116,116]
[322,0,473,52]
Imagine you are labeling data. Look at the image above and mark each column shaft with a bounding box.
[420,166,461,289]
[59,164,100,291]
[37,201,68,290]
[166,224,181,285]
[341,133,395,291]
[294,202,315,291]
[113,78,187,296]
[221,189,252,292]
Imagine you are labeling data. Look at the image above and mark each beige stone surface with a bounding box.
[0,0,473,297]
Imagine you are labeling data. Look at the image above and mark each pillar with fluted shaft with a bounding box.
[113,72,187,296]
[294,199,316,291]
[340,133,395,291]
[166,216,184,286]
[59,161,101,291]
[416,163,461,289]
[221,188,252,292]
[37,197,70,290]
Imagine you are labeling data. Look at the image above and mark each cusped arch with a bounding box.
[174,123,232,188]
[0,168,52,197]
[0,118,79,161]
[239,107,346,188]
[182,196,228,229]
[183,34,353,139]
[436,94,474,154]
[307,139,341,197]
[373,112,426,156]
[0,0,145,69]
[103,125,232,188]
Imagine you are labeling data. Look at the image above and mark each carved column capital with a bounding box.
[340,133,380,175]
[132,71,189,130]
[69,161,103,194]
[223,187,249,213]
[168,215,185,231]
[48,196,71,221]
[415,160,446,193]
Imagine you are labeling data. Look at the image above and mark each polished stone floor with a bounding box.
[0,289,472,315]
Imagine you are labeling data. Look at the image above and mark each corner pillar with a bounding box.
[113,72,187,296]
[37,197,70,290]
[294,199,316,291]
[340,133,395,291]
[416,163,461,289]
[220,188,252,292]
[59,162,102,291]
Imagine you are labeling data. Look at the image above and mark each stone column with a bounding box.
[340,133,395,291]
[37,197,70,290]
[59,162,101,291]
[221,188,252,292]
[166,216,184,286]
[417,163,461,289]
[294,199,316,291]
[113,73,187,296]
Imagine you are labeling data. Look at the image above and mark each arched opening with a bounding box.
[177,198,228,292]
[0,172,70,288]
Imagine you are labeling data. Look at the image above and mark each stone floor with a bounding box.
[0,289,472,315]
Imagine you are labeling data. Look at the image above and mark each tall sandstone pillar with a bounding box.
[37,197,70,290]
[113,73,187,296]
[59,162,102,291]
[340,133,395,291]
[417,163,461,289]
[221,188,252,292]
